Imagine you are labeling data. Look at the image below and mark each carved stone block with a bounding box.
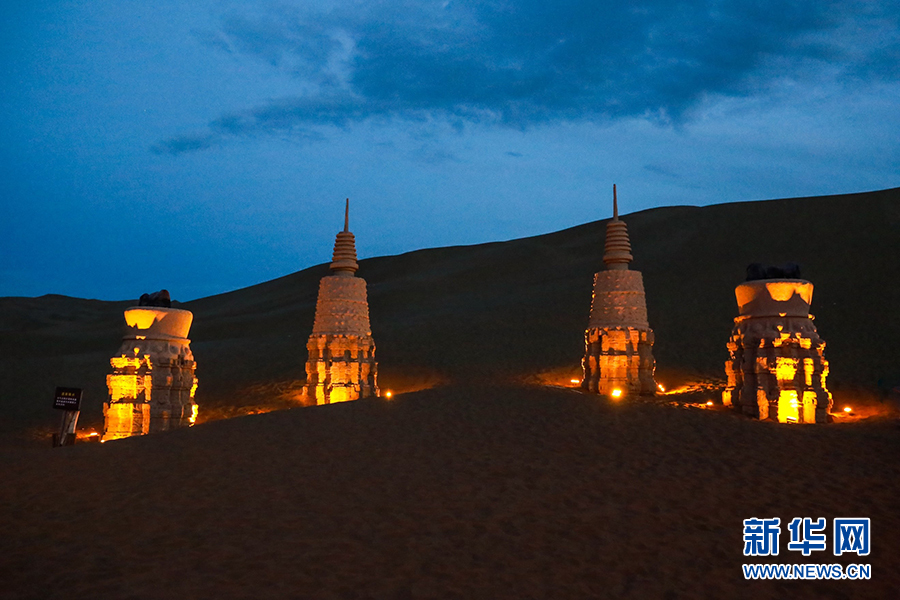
[103,306,198,441]
[723,279,832,423]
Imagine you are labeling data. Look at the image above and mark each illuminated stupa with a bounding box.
[581,185,656,396]
[103,291,198,442]
[722,265,832,423]
[303,200,379,404]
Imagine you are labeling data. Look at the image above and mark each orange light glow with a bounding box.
[843,406,852,413]
[107,372,152,403]
[124,309,160,330]
[570,379,580,384]
[111,356,146,370]
[384,390,393,398]
[611,388,623,399]
[777,390,800,423]
[657,384,666,392]
[775,357,798,383]
[102,402,151,442]
[765,281,813,303]
[706,401,713,406]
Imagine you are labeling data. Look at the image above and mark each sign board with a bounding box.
[54,387,82,411]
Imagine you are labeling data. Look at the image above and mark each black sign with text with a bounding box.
[54,387,82,411]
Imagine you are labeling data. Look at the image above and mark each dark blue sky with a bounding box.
[2,1,898,300]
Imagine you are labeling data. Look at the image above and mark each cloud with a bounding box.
[411,145,460,165]
[152,133,215,154]
[158,0,900,153]
[644,163,679,178]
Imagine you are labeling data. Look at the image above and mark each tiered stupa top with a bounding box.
[587,185,649,330]
[330,199,359,274]
[602,186,634,269]
[311,199,372,336]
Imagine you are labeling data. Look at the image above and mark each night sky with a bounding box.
[3,1,898,300]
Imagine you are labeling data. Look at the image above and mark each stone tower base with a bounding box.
[103,307,198,442]
[304,333,378,405]
[723,315,831,423]
[582,326,656,396]
[722,279,832,423]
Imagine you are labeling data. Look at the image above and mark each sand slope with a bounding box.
[2,188,899,432]
[1,385,898,599]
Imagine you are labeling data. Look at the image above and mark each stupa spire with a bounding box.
[330,198,358,274]
[613,183,619,220]
[603,184,633,270]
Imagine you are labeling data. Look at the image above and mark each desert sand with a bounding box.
[2,189,900,598]
[2,385,898,599]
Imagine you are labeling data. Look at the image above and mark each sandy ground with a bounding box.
[1,385,898,599]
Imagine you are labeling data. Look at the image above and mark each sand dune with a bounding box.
[2,188,899,434]
[1,385,898,598]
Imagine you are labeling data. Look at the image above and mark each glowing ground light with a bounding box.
[706,401,714,406]
[571,379,580,384]
[384,391,393,398]
[843,406,852,413]
[657,384,666,392]
[611,388,623,398]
